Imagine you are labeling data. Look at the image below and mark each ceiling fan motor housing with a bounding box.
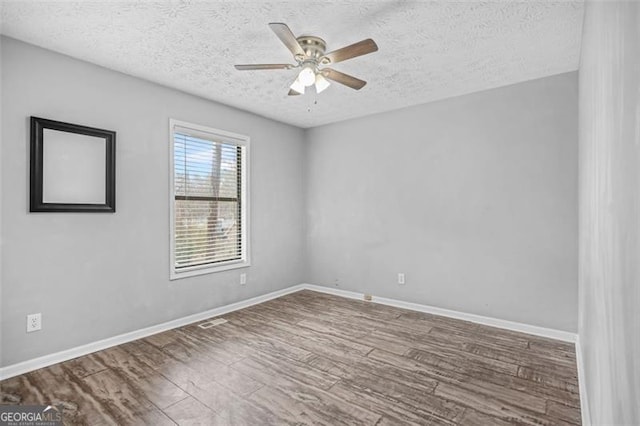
[296,36,327,63]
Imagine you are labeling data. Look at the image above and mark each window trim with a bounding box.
[169,119,250,280]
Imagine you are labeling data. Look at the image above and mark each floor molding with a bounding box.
[302,283,577,343]
[1,282,578,380]
[0,284,306,381]
[575,335,591,426]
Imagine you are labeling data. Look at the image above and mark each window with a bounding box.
[169,119,249,279]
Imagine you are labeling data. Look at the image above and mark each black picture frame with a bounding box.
[30,116,116,212]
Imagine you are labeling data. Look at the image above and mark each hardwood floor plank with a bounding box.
[244,352,341,391]
[93,347,152,379]
[396,311,482,333]
[162,396,215,425]
[395,346,515,379]
[81,369,175,425]
[62,355,108,379]
[335,321,435,357]
[305,353,439,398]
[462,341,578,370]
[434,382,575,426]
[462,365,580,409]
[144,329,183,349]
[89,346,189,410]
[341,372,463,423]
[403,334,522,376]
[428,325,530,351]
[249,384,373,426]
[517,366,579,393]
[162,352,263,397]
[188,321,314,363]
[247,385,329,425]
[527,339,577,360]
[145,330,222,364]
[517,360,579,381]
[375,415,422,426]
[133,374,190,411]
[458,408,514,426]
[230,357,381,425]
[546,400,583,425]
[368,348,548,414]
[0,376,30,405]
[1,366,117,425]
[328,380,453,425]
[232,315,373,361]
[412,326,577,371]
[154,358,252,415]
[171,327,251,365]
[119,340,175,370]
[226,308,375,358]
[209,398,293,426]
[369,346,580,410]
[296,318,376,349]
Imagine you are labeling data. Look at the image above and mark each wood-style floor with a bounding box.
[0,290,581,425]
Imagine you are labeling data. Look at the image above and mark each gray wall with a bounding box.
[305,72,578,332]
[578,1,640,424]
[0,37,306,366]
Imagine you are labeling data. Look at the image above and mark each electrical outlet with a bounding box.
[240,273,247,285]
[27,313,42,333]
[398,273,406,285]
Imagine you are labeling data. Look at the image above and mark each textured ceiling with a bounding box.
[1,1,584,128]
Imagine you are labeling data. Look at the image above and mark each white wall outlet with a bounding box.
[398,273,406,285]
[27,313,42,333]
[240,273,247,285]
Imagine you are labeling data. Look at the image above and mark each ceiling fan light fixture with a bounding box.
[298,64,316,87]
[290,77,305,94]
[315,73,331,93]
[234,23,378,96]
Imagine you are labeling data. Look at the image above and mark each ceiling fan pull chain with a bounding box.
[307,97,318,113]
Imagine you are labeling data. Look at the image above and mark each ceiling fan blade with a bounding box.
[322,68,367,90]
[234,64,293,70]
[321,39,378,64]
[288,89,301,96]
[268,22,306,58]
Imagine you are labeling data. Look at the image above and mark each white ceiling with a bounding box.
[1,1,584,128]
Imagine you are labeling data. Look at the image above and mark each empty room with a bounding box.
[0,0,638,425]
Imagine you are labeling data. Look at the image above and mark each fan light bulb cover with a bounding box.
[315,73,331,93]
[298,66,316,87]
[290,77,305,95]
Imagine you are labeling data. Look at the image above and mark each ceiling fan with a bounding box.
[235,23,378,96]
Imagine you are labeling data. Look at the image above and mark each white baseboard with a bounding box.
[301,283,577,343]
[575,336,591,426]
[0,284,306,381]
[1,282,578,381]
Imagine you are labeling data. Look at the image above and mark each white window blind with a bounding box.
[170,120,249,278]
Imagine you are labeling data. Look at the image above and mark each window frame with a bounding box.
[169,118,250,280]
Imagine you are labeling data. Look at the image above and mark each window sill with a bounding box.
[170,259,250,280]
